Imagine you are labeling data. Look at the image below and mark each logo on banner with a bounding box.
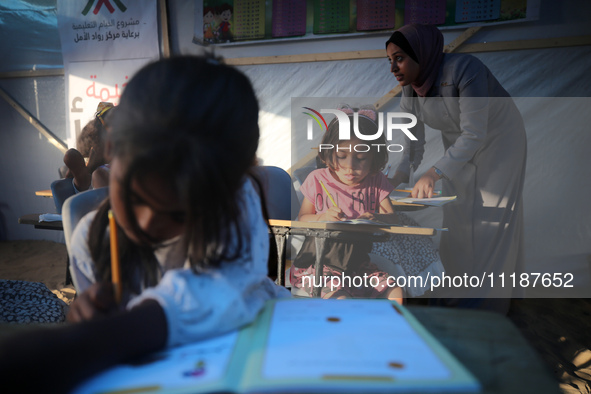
[82,0,127,16]
[302,107,328,135]
[302,107,418,153]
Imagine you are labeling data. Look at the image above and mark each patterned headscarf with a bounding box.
[387,24,444,97]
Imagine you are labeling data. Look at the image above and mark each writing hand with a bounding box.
[67,282,117,322]
[319,206,346,222]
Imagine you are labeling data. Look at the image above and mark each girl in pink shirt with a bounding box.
[291,106,443,301]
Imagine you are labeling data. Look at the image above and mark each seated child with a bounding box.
[63,102,113,192]
[0,56,290,393]
[291,105,443,300]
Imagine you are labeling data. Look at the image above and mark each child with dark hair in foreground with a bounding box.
[0,56,289,393]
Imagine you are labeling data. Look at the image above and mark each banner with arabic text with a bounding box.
[57,0,159,148]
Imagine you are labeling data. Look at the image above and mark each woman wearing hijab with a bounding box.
[385,24,527,313]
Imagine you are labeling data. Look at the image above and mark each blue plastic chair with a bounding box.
[62,187,109,291]
[251,166,301,286]
[50,178,76,214]
[252,165,300,221]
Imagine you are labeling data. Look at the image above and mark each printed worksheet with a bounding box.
[72,331,238,394]
[263,299,451,380]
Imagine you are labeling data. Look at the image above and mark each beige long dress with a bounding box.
[397,53,527,309]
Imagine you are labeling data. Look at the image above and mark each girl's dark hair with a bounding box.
[88,55,261,289]
[77,117,106,158]
[317,112,389,175]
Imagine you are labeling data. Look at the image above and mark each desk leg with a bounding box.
[65,255,72,286]
[312,237,327,298]
[274,233,286,287]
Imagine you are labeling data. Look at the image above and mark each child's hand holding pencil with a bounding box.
[66,281,118,322]
[319,205,347,222]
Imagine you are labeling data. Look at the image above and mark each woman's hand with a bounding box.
[318,206,346,222]
[412,167,440,198]
[67,282,117,322]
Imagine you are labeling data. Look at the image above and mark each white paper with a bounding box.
[39,214,62,222]
[263,299,450,380]
[72,331,238,394]
[392,196,457,207]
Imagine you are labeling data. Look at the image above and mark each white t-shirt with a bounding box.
[69,178,290,347]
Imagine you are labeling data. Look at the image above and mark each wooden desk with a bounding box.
[390,198,428,211]
[269,219,436,236]
[269,219,438,294]
[18,213,63,231]
[35,189,53,197]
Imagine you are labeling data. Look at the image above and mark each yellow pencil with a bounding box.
[108,210,122,303]
[319,180,338,207]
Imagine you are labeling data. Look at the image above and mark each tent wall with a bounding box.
[1,0,590,292]
[0,73,66,242]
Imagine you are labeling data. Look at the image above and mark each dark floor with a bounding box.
[507,298,591,393]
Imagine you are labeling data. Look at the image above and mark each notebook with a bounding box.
[72,299,480,393]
